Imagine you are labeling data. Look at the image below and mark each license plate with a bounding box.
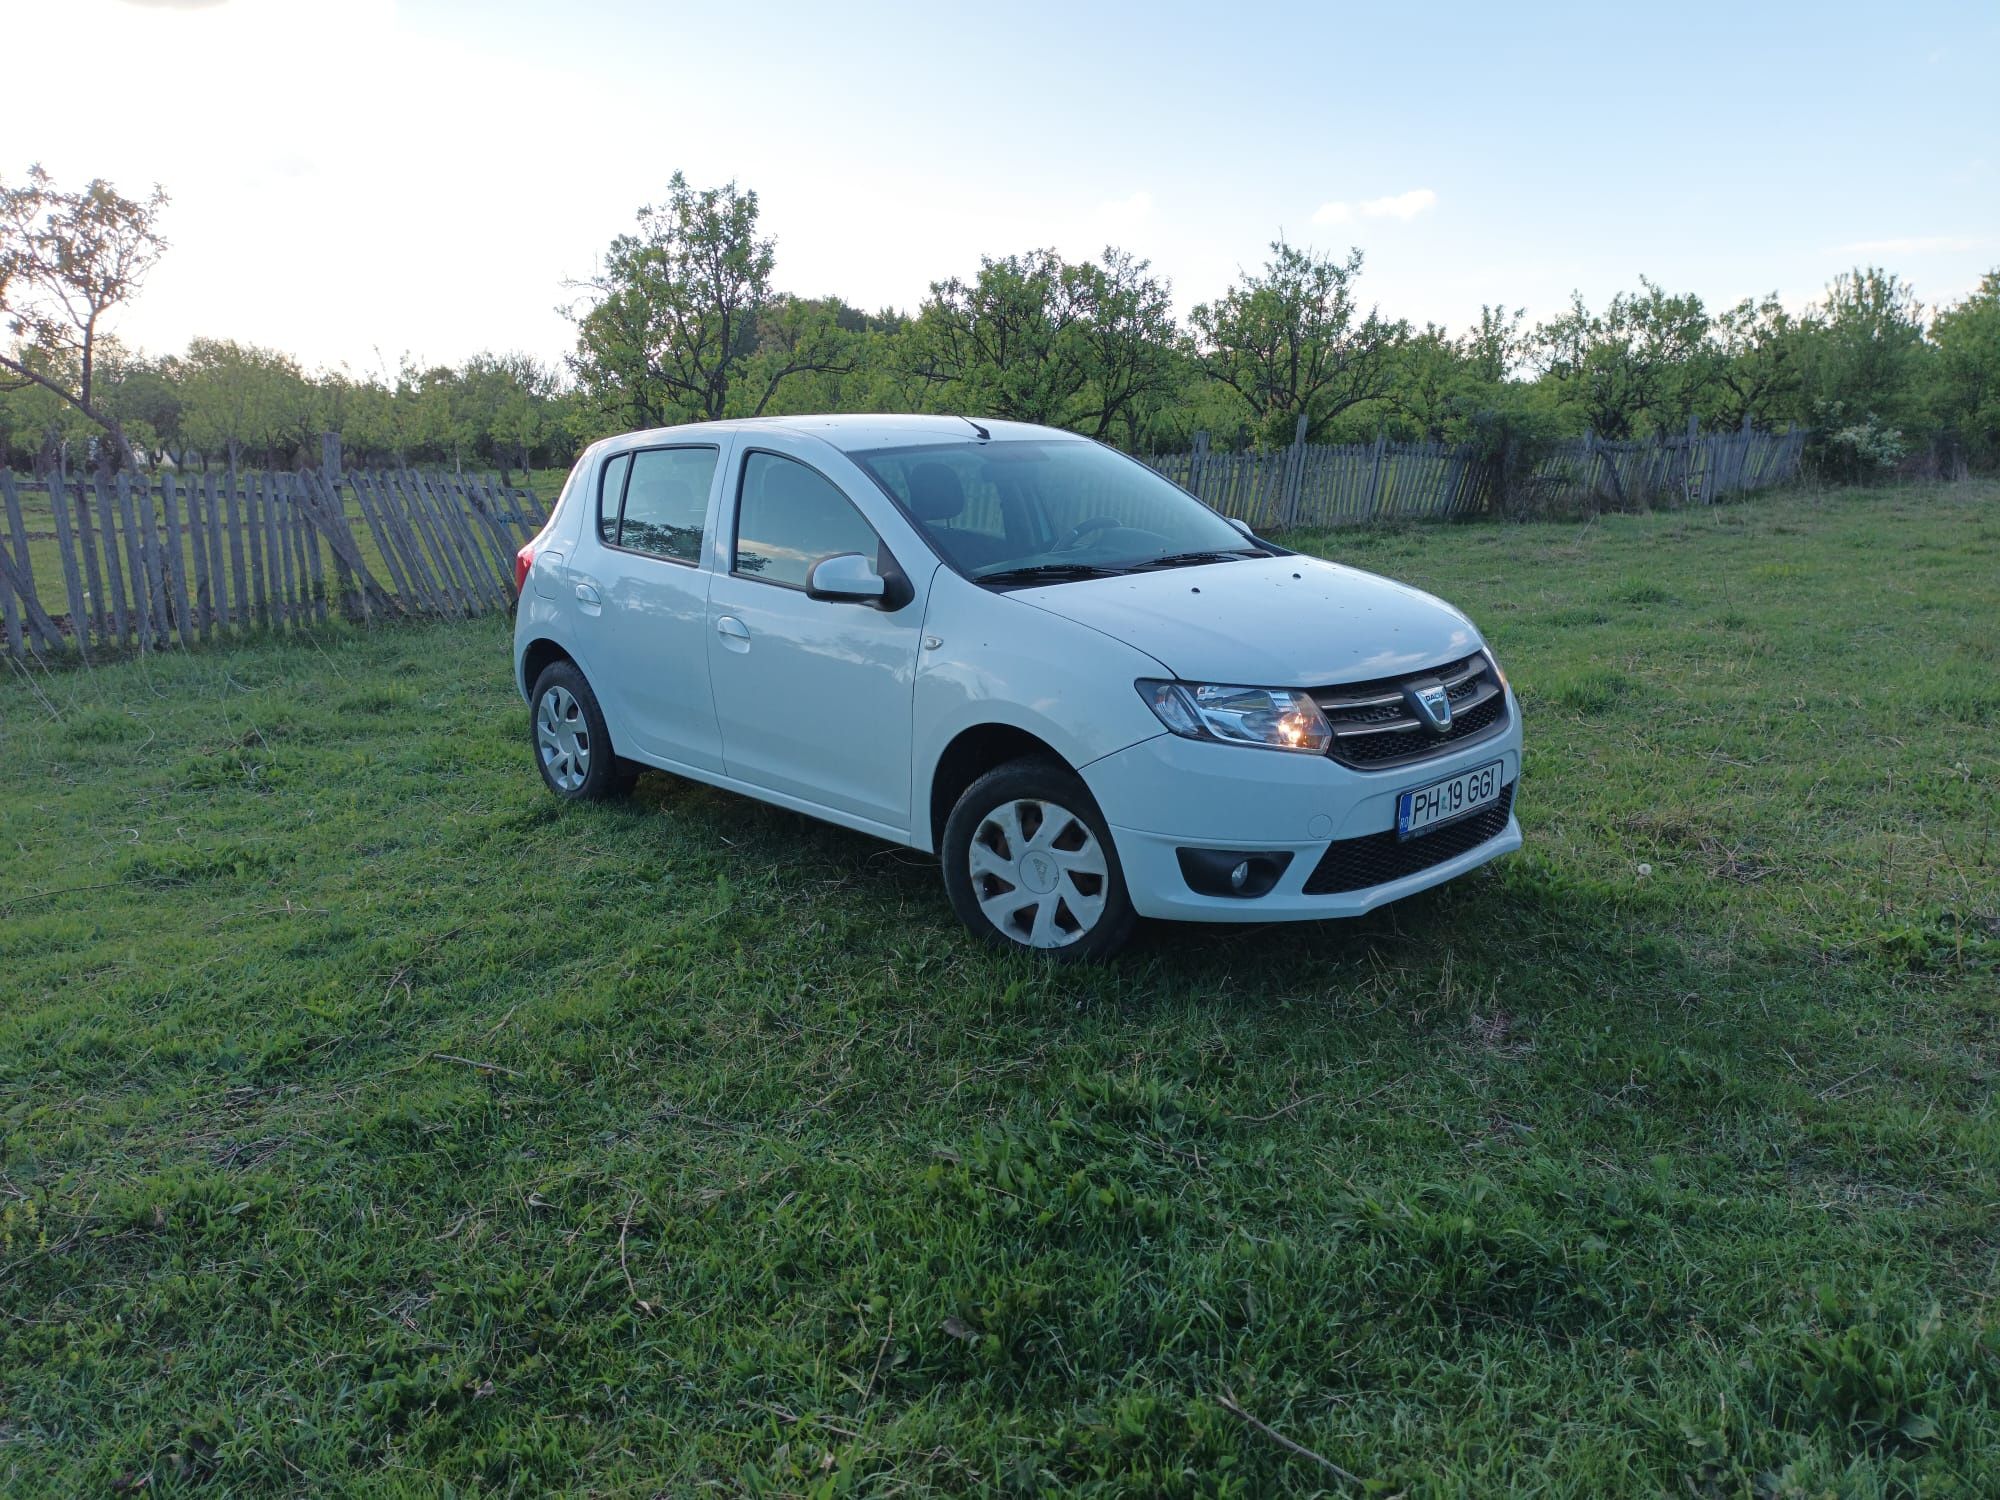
[1396,760,1505,840]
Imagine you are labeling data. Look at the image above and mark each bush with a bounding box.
[1463,403,1571,519]
[1812,413,1907,483]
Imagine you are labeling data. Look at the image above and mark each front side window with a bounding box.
[734,451,883,589]
[612,446,717,563]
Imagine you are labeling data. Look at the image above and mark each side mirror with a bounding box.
[806,551,887,603]
[1225,516,1258,542]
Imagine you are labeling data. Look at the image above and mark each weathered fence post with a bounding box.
[1365,431,1388,518]
[1190,430,1210,503]
[1279,414,1309,527]
[1685,412,1703,504]
[321,432,363,620]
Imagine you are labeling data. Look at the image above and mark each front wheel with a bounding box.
[941,758,1137,960]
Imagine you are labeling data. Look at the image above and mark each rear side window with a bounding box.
[597,453,631,543]
[734,452,882,589]
[610,446,717,563]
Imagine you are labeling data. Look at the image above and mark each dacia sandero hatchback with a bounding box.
[514,416,1522,959]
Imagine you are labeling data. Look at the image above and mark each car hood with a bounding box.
[1014,554,1482,688]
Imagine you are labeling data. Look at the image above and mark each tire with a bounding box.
[941,758,1138,961]
[528,660,635,802]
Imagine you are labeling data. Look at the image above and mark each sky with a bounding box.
[7,0,1998,377]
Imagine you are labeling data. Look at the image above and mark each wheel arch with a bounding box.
[925,723,1069,854]
[519,636,576,700]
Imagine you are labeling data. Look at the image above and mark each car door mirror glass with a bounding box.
[806,552,887,602]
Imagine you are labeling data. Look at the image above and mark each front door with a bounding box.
[705,446,926,830]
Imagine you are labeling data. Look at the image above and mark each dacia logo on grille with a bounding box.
[1408,681,1453,733]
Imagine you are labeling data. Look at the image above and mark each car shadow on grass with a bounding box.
[626,766,1634,1022]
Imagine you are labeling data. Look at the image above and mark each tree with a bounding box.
[565,173,848,431]
[456,351,563,480]
[1191,240,1404,445]
[1073,249,1183,443]
[903,247,1181,440]
[1532,278,1713,438]
[0,164,168,469]
[1384,324,1470,440]
[1927,270,2000,466]
[904,249,1088,425]
[1461,305,1528,384]
[108,356,185,463]
[179,338,318,468]
[1707,293,1803,427]
[1798,266,1930,430]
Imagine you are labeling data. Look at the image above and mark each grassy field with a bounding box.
[2,482,1996,1496]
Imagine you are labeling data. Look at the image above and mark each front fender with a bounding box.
[910,571,1170,848]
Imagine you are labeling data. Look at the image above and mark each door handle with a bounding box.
[715,616,750,641]
[574,582,601,606]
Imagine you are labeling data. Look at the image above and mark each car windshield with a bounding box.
[851,438,1263,582]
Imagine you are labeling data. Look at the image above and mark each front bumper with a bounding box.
[1080,701,1523,922]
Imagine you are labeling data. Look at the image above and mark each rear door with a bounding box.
[567,440,729,772]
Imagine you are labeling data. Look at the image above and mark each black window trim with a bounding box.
[596,442,720,569]
[729,445,893,595]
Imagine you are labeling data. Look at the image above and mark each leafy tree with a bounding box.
[179,338,318,468]
[449,352,563,479]
[904,247,1181,441]
[752,299,910,418]
[1532,278,1713,438]
[1798,267,1930,432]
[1191,240,1404,446]
[566,173,847,432]
[108,357,185,462]
[1927,270,2000,466]
[904,249,1086,423]
[316,371,401,467]
[1384,324,1472,440]
[1461,304,1529,384]
[0,164,168,469]
[1707,293,1804,427]
[731,295,860,420]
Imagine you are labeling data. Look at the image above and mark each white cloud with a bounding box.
[1311,187,1437,226]
[1830,235,1975,256]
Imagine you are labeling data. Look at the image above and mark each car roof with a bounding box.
[596,413,1088,457]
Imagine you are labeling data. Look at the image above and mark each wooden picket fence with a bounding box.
[1146,420,1807,530]
[0,421,1809,664]
[0,441,545,662]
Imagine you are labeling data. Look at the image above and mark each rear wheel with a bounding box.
[941,758,1137,960]
[529,660,636,801]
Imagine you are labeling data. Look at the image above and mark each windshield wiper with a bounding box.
[1138,548,1265,569]
[975,562,1131,586]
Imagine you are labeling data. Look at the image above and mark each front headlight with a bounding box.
[1137,680,1332,753]
[1483,646,1509,694]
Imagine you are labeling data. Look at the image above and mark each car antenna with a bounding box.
[959,415,990,441]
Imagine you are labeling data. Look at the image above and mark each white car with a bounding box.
[513,415,1522,959]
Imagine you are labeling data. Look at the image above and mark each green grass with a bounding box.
[2,482,1997,1496]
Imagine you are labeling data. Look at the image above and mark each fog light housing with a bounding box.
[1176,848,1293,899]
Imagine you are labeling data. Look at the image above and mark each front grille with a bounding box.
[1301,783,1516,895]
[1314,652,1509,770]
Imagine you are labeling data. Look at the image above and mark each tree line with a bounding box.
[6,164,1998,482]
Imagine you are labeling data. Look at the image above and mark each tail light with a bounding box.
[514,542,536,593]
